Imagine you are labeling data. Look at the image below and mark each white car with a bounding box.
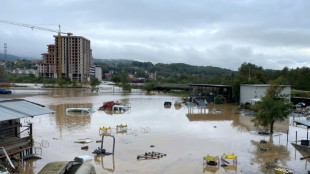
[112,105,129,113]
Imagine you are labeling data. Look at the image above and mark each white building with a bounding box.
[240,84,291,104]
[90,65,102,81]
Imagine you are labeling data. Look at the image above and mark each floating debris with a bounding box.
[164,102,172,108]
[233,108,243,111]
[260,140,267,144]
[150,145,155,148]
[137,151,166,160]
[241,112,257,116]
[74,139,92,144]
[258,131,270,135]
[81,146,88,150]
[221,164,228,167]
[140,127,151,133]
[259,148,268,151]
[274,166,295,174]
[212,109,222,114]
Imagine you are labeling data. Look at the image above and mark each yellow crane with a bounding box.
[0,19,73,79]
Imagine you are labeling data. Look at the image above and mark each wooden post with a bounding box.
[29,123,33,137]
[296,131,298,144]
[287,130,289,142]
[307,131,309,141]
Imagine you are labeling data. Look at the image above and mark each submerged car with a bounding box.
[197,100,207,107]
[294,102,307,109]
[38,156,96,174]
[0,89,12,95]
[164,102,172,108]
[112,105,129,113]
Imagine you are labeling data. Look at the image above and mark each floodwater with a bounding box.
[5,85,310,174]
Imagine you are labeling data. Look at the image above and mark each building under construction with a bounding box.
[38,35,93,82]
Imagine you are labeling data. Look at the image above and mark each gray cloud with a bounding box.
[1,0,310,70]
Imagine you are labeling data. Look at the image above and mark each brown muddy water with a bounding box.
[5,86,310,174]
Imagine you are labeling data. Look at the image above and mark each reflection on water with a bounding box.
[49,103,93,134]
[17,157,41,174]
[250,136,290,173]
[10,88,310,174]
[49,88,91,97]
[94,155,115,172]
[203,165,219,173]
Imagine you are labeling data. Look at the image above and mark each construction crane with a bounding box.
[0,19,73,36]
[0,19,73,79]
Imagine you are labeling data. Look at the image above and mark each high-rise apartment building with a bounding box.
[38,35,93,82]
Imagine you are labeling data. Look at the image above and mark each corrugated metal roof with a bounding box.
[0,99,54,122]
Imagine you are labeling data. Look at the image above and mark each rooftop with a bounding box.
[240,84,291,87]
[0,98,54,122]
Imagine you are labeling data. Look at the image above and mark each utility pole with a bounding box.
[248,64,251,81]
[248,60,253,81]
[4,43,7,61]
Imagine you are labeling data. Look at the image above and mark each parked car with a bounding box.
[0,89,12,95]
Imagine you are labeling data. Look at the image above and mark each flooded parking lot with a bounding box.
[5,87,310,173]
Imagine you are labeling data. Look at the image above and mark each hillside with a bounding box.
[0,53,37,61]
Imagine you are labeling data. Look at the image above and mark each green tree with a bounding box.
[120,72,131,91]
[144,82,156,93]
[232,63,267,102]
[0,65,6,80]
[90,78,101,92]
[252,77,292,134]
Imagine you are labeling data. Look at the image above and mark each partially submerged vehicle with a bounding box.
[112,105,129,113]
[38,156,96,174]
[99,101,130,111]
[174,100,182,106]
[0,89,12,95]
[212,108,222,114]
[197,100,207,108]
[164,102,172,108]
[66,108,94,113]
[185,102,195,107]
[99,101,115,110]
[74,139,93,144]
[241,112,257,116]
[294,102,306,109]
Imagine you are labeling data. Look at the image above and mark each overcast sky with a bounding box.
[1,0,310,70]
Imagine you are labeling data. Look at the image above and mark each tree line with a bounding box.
[98,60,310,90]
[1,59,310,93]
